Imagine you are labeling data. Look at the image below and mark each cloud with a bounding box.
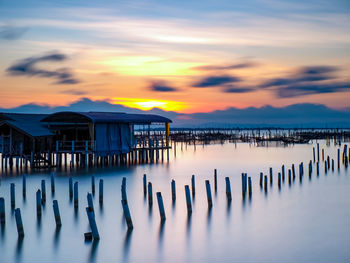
[148,81,178,92]
[193,75,240,87]
[276,82,350,98]
[0,25,28,40]
[6,52,80,85]
[261,65,350,98]
[191,62,256,71]
[222,85,255,93]
[61,89,87,95]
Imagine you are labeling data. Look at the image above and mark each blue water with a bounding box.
[0,140,349,263]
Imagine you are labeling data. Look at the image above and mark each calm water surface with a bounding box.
[0,140,349,263]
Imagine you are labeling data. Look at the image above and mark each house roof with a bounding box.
[0,113,53,137]
[42,111,172,124]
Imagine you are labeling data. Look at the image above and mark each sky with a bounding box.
[0,0,349,113]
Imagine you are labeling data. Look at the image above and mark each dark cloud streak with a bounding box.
[149,81,178,92]
[193,75,240,87]
[6,52,80,85]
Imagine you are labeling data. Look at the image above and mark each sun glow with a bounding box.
[113,97,186,111]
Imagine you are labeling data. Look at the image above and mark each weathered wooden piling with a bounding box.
[51,172,55,193]
[86,207,100,239]
[53,200,62,227]
[214,169,217,192]
[184,185,192,214]
[143,174,147,195]
[317,162,319,176]
[317,143,320,161]
[282,165,285,182]
[10,183,15,208]
[191,175,196,196]
[22,174,26,197]
[338,149,340,169]
[324,160,327,174]
[87,193,94,211]
[156,192,166,221]
[41,180,46,203]
[331,159,334,171]
[121,199,133,230]
[74,182,79,207]
[242,173,247,196]
[0,198,5,224]
[322,149,324,161]
[148,182,153,206]
[205,180,213,208]
[264,175,268,191]
[121,182,127,202]
[259,172,263,188]
[288,168,293,186]
[69,177,73,198]
[269,168,273,185]
[91,175,95,194]
[278,172,281,188]
[36,190,42,215]
[313,147,315,162]
[15,208,24,237]
[292,164,295,179]
[99,179,103,204]
[225,177,232,201]
[327,156,330,170]
[171,179,176,202]
[248,177,252,196]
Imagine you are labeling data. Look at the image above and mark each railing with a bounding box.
[55,140,95,152]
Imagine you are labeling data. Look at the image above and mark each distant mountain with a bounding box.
[1,98,349,128]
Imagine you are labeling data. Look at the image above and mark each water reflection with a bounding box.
[74,206,79,224]
[89,239,99,263]
[36,214,42,235]
[123,229,133,263]
[53,226,61,250]
[207,208,212,233]
[158,221,165,248]
[15,236,24,263]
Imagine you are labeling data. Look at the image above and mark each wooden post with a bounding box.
[282,165,285,182]
[51,172,55,194]
[91,175,95,194]
[143,174,147,196]
[36,190,42,215]
[292,164,295,179]
[241,173,247,196]
[85,141,88,167]
[15,208,24,237]
[331,159,334,171]
[269,168,273,185]
[22,174,26,197]
[191,175,195,196]
[214,169,217,192]
[259,172,263,188]
[99,179,103,204]
[69,177,73,198]
[56,141,59,166]
[225,177,232,201]
[41,180,46,203]
[121,177,127,202]
[156,192,166,222]
[0,197,5,224]
[171,179,176,202]
[74,182,78,207]
[317,162,319,176]
[184,185,192,214]
[317,143,320,161]
[288,169,291,185]
[264,175,268,191]
[148,182,153,206]
[86,207,100,239]
[121,199,133,230]
[278,172,281,189]
[205,180,213,208]
[10,183,15,208]
[53,200,62,227]
[248,177,252,197]
[84,193,93,215]
[338,149,340,169]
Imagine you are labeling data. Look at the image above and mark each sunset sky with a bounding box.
[0,0,349,113]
